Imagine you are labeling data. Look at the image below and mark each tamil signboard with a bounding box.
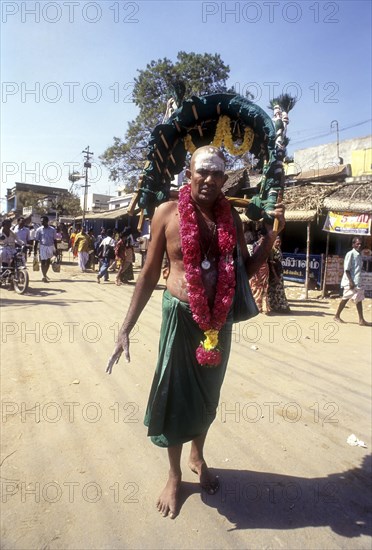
[282,253,322,285]
[323,212,371,235]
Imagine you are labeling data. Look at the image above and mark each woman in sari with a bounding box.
[115,229,135,285]
[268,236,291,313]
[249,233,270,314]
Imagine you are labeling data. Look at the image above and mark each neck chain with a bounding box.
[200,223,216,270]
[197,212,216,270]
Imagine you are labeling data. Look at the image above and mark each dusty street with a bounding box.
[1,258,371,550]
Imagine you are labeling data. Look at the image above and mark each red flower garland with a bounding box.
[178,184,236,366]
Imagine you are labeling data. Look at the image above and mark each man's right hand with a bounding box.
[105,327,131,374]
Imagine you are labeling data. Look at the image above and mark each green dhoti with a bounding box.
[144,290,233,447]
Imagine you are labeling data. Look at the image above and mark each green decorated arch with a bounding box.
[134,93,284,221]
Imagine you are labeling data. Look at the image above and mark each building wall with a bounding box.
[351,148,372,176]
[81,193,113,211]
[6,182,69,214]
[293,135,371,175]
[108,193,132,210]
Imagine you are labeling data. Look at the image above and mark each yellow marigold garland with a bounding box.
[212,115,254,155]
[183,116,254,156]
[203,329,219,351]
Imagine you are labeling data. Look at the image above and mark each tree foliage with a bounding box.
[17,191,82,217]
[100,52,232,189]
[53,193,82,217]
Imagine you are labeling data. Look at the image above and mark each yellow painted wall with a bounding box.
[351,149,372,176]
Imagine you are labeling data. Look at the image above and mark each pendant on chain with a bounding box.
[201,258,211,270]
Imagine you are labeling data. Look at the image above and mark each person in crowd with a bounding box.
[13,216,31,261]
[97,229,116,283]
[86,228,96,270]
[267,235,291,313]
[138,233,150,268]
[69,224,80,260]
[73,226,91,272]
[95,227,106,250]
[115,228,135,285]
[95,228,107,271]
[249,230,270,314]
[0,219,24,266]
[334,237,371,326]
[33,216,57,283]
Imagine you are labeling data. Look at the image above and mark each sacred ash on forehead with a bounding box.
[194,149,225,172]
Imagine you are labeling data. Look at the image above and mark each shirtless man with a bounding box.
[106,146,285,518]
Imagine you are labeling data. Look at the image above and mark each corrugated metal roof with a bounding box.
[76,206,129,220]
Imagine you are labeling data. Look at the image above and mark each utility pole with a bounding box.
[82,146,94,226]
[330,120,340,164]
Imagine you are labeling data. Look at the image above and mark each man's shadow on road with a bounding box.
[178,455,371,538]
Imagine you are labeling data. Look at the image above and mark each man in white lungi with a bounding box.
[34,216,57,282]
[334,237,371,326]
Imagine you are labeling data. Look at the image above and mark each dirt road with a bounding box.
[1,259,371,549]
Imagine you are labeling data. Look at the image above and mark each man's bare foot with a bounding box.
[156,473,181,519]
[333,316,345,323]
[359,320,372,327]
[188,459,220,495]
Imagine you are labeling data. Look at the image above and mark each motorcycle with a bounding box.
[0,246,30,294]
